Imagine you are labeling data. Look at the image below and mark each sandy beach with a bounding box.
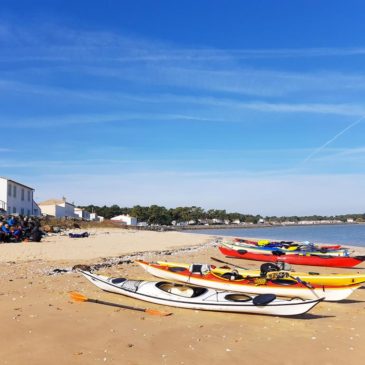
[1,228,364,365]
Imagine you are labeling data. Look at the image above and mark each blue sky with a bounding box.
[1,0,365,215]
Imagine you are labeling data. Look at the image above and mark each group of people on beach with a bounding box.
[0,215,44,243]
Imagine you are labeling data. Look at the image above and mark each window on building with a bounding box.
[13,207,16,213]
[8,206,11,213]
[27,209,31,216]
[13,186,17,198]
[21,208,24,215]
[27,190,31,201]
[21,188,25,201]
[8,184,12,196]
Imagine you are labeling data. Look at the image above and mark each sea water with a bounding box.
[187,224,365,248]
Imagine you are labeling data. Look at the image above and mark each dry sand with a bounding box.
[0,228,364,365]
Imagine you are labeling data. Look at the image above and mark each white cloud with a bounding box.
[302,116,365,163]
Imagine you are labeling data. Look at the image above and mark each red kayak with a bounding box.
[219,245,365,268]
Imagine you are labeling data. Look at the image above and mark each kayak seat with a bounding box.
[156,282,208,298]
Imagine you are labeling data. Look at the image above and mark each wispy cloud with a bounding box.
[311,146,365,163]
[2,22,365,62]
[302,116,365,163]
[3,22,365,101]
[2,76,365,127]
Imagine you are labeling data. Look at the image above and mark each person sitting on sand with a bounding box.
[7,216,16,227]
[0,222,5,243]
[1,223,11,243]
[11,225,23,242]
[28,223,44,242]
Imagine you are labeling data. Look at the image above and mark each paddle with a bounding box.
[69,292,172,316]
[210,257,248,270]
[288,276,313,290]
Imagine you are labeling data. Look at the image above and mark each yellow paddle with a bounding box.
[69,292,172,316]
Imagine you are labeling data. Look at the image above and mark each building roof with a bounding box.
[38,199,75,207]
[0,176,34,190]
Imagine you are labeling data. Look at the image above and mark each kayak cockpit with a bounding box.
[156,282,208,298]
[224,294,252,302]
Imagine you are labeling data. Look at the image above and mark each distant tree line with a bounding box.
[265,214,365,223]
[78,204,365,225]
[79,205,261,225]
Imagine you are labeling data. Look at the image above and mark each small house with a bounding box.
[38,198,76,218]
[110,214,137,226]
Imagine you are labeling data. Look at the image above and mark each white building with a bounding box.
[74,207,91,221]
[137,221,148,227]
[90,213,104,222]
[38,198,76,218]
[110,214,137,226]
[0,177,40,216]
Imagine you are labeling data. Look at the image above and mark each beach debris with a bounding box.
[72,264,92,271]
[44,239,216,275]
[42,225,54,233]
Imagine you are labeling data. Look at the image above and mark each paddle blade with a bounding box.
[69,291,88,302]
[145,308,173,316]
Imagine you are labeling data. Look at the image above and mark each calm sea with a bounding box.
[186,224,365,248]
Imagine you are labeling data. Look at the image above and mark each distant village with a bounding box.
[0,176,362,228]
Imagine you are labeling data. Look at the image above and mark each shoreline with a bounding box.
[1,227,364,265]
[162,222,361,231]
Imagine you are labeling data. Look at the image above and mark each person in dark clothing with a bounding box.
[29,224,43,242]
[1,223,11,242]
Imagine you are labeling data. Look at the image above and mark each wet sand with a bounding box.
[0,228,364,365]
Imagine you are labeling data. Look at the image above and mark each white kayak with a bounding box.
[137,260,362,302]
[81,271,322,316]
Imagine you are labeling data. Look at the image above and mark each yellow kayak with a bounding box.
[156,261,365,287]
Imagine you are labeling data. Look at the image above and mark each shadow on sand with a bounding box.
[285,313,336,320]
[336,299,365,304]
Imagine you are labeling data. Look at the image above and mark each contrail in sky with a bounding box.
[302,115,365,164]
